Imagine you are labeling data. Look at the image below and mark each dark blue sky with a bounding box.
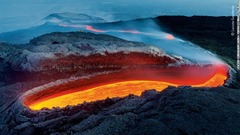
[0,0,236,32]
[0,0,235,18]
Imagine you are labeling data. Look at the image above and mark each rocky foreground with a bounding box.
[0,32,239,135]
[1,84,240,135]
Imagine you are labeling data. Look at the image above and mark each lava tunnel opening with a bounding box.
[21,52,229,110]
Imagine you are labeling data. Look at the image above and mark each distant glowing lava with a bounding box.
[85,25,105,32]
[166,34,175,40]
[59,23,170,38]
[119,30,140,34]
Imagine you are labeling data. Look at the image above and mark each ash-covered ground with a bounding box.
[0,16,240,134]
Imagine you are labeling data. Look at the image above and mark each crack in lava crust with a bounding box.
[22,63,229,110]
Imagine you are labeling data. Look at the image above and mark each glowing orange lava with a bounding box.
[23,63,229,110]
[28,81,173,110]
[166,34,175,40]
[85,25,105,32]
[119,30,140,34]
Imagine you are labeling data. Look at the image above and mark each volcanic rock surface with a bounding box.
[0,32,184,84]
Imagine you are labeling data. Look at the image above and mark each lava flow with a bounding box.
[85,25,106,32]
[22,51,229,110]
[22,22,231,111]
[166,34,175,40]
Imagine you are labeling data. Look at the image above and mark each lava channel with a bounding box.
[22,52,229,110]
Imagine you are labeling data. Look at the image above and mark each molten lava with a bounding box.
[166,34,175,40]
[23,58,229,110]
[28,81,173,110]
[119,30,140,34]
[85,25,105,32]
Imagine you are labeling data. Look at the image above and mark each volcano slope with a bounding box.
[0,32,239,135]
